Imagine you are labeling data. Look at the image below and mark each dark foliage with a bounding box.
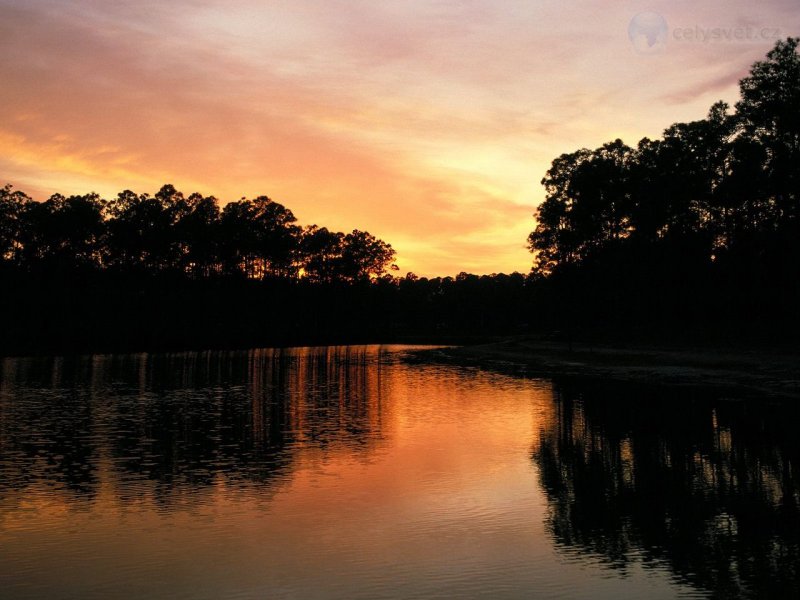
[0,181,533,354]
[1,183,397,282]
[2,40,798,354]
[528,39,800,340]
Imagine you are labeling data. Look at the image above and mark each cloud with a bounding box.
[0,0,798,276]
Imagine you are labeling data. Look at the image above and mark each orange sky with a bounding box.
[0,1,797,276]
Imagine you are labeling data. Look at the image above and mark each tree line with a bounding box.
[0,181,534,353]
[0,184,397,283]
[1,39,798,354]
[528,38,800,338]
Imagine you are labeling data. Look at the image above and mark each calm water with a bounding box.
[0,345,797,599]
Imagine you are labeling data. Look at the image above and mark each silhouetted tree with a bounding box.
[174,192,221,278]
[218,196,301,279]
[528,38,800,339]
[340,229,397,282]
[736,37,800,224]
[18,192,105,270]
[0,184,31,266]
[248,196,301,279]
[300,225,345,283]
[1,179,401,288]
[104,187,181,272]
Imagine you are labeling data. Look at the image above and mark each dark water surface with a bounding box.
[0,345,797,599]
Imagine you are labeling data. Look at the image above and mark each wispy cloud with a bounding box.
[0,0,798,275]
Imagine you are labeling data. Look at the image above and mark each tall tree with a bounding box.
[300,225,345,283]
[250,196,301,279]
[529,141,633,274]
[736,37,800,223]
[0,184,31,266]
[18,192,105,270]
[340,229,397,282]
[105,187,182,272]
[175,192,221,278]
[219,197,300,279]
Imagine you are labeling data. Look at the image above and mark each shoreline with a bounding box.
[5,335,800,399]
[418,337,800,399]
[0,335,488,361]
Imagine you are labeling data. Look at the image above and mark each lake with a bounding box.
[0,345,797,599]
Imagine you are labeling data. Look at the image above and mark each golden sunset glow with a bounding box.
[1,0,797,275]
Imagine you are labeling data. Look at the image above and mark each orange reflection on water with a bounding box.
[4,346,761,599]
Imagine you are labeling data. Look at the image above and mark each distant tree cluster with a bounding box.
[528,38,800,336]
[0,184,397,283]
[0,182,535,354]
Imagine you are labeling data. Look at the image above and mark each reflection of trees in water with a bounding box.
[0,387,98,499]
[0,347,389,507]
[533,385,800,598]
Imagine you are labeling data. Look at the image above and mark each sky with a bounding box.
[0,1,798,276]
